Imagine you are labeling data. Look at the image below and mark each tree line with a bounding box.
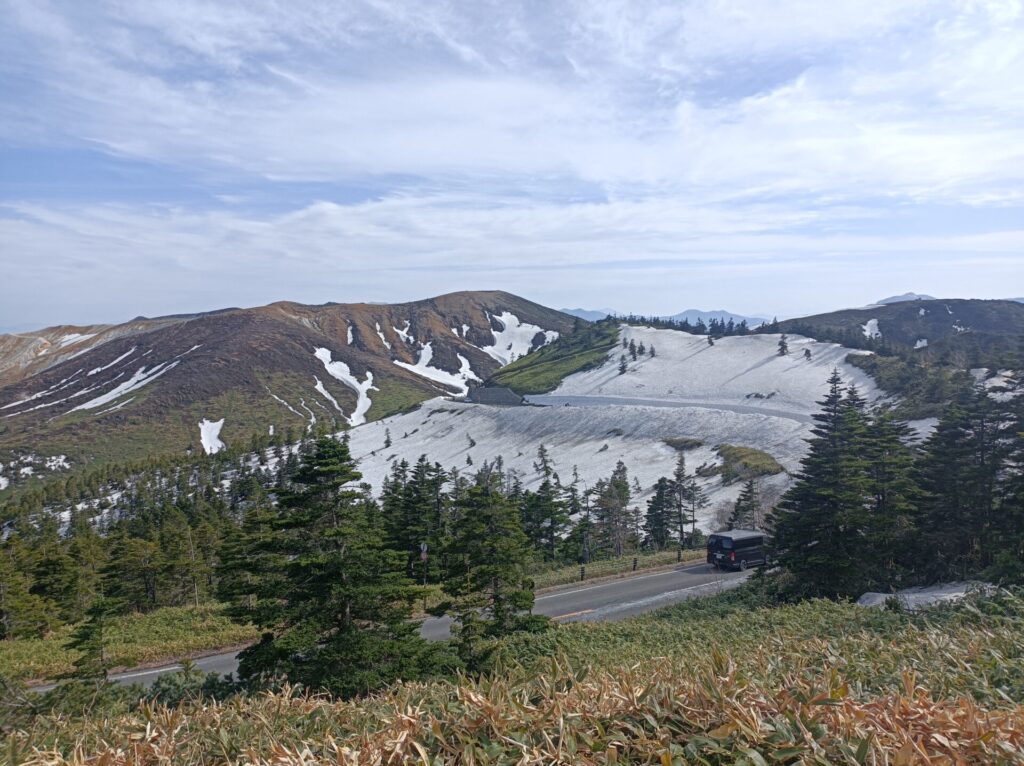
[769,369,1024,598]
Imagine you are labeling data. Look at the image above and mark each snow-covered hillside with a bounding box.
[345,327,886,530]
[551,327,880,415]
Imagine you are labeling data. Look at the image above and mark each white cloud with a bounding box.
[1,1,1023,324]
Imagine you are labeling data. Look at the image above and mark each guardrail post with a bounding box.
[580,565,586,582]
[632,557,638,571]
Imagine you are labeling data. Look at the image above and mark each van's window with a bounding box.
[718,538,733,550]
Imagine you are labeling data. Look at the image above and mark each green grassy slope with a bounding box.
[487,320,619,394]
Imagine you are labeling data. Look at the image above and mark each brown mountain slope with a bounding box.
[0,291,577,471]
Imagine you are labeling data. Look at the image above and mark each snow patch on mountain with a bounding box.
[375,322,391,351]
[861,318,882,339]
[313,347,377,426]
[198,418,226,455]
[394,342,480,395]
[58,332,97,348]
[87,347,136,376]
[394,321,413,344]
[914,339,928,349]
[314,376,345,414]
[70,361,180,411]
[481,312,558,365]
[346,326,353,345]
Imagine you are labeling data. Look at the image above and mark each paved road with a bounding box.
[36,563,746,690]
[526,394,813,424]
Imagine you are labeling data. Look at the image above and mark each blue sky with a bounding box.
[1,0,1022,331]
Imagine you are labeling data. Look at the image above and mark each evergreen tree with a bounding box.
[728,479,760,530]
[618,355,628,375]
[230,437,445,698]
[0,536,57,639]
[643,477,673,549]
[769,372,889,598]
[914,386,1006,579]
[592,462,632,557]
[437,473,545,666]
[778,334,789,355]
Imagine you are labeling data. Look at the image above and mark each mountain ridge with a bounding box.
[0,291,576,473]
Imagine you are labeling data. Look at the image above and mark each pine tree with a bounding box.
[728,479,760,530]
[66,513,107,622]
[229,437,444,697]
[593,462,632,557]
[0,536,57,639]
[217,502,286,627]
[438,473,545,667]
[649,345,656,358]
[768,372,881,598]
[618,355,628,375]
[778,334,789,356]
[103,529,160,613]
[643,478,673,549]
[914,386,1007,580]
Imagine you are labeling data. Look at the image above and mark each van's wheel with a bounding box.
[739,560,748,571]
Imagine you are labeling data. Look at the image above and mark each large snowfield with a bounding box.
[345,327,887,530]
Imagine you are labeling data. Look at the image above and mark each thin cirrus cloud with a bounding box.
[0,0,1022,329]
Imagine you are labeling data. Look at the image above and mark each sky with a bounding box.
[1,0,1023,332]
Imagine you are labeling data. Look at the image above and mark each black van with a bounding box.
[707,530,767,571]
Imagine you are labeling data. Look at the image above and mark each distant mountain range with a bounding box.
[875,293,938,304]
[559,308,619,322]
[560,307,768,326]
[776,298,1024,364]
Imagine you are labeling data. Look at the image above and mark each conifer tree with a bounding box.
[643,477,673,549]
[914,386,1006,579]
[593,462,632,556]
[230,437,443,698]
[437,472,545,666]
[778,334,789,355]
[618,355,628,375]
[728,479,760,530]
[0,536,57,639]
[769,372,887,597]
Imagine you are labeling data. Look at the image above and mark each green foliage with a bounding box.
[727,477,760,529]
[848,352,972,419]
[225,437,453,698]
[704,444,785,484]
[0,604,258,683]
[487,319,619,394]
[435,473,547,667]
[661,436,703,451]
[769,373,918,598]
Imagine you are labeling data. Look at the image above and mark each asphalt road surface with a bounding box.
[526,393,813,424]
[34,562,746,691]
